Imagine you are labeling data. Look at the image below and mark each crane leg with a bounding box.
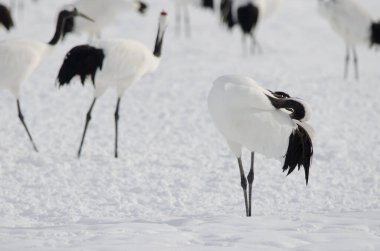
[344,46,350,79]
[247,152,255,217]
[17,99,38,152]
[353,47,359,80]
[114,97,121,158]
[78,98,97,158]
[249,32,262,54]
[237,157,249,217]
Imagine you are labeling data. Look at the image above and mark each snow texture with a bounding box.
[0,0,379,250]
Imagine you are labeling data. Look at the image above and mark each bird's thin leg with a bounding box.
[242,34,247,56]
[114,97,121,158]
[353,47,359,80]
[237,157,249,217]
[247,152,255,217]
[250,32,262,54]
[184,4,191,37]
[78,98,97,158]
[344,45,350,79]
[16,99,38,152]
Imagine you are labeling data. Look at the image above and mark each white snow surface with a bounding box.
[0,0,380,250]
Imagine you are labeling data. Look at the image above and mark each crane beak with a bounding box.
[76,12,95,22]
[73,8,95,22]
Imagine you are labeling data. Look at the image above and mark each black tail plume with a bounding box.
[371,21,380,47]
[283,124,313,185]
[0,4,14,31]
[57,45,105,87]
[202,0,214,10]
[237,3,259,34]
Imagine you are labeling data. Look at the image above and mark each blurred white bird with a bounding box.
[220,0,282,53]
[208,75,313,216]
[56,11,168,158]
[9,0,38,18]
[318,0,380,79]
[63,0,148,42]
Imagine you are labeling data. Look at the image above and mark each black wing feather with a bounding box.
[237,3,259,34]
[0,4,14,31]
[57,45,105,87]
[371,21,380,47]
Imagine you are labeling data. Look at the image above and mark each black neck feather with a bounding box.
[220,0,235,28]
[48,11,69,45]
[266,94,306,121]
[153,27,165,57]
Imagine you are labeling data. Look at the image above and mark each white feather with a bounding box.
[318,0,373,45]
[208,75,299,159]
[92,39,160,97]
[84,13,167,97]
[0,39,50,97]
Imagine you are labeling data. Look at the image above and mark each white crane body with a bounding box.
[0,40,49,96]
[208,75,294,158]
[208,75,313,216]
[90,39,159,97]
[318,0,380,79]
[0,8,93,152]
[69,0,147,40]
[318,0,372,45]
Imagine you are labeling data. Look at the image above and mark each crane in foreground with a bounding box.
[208,75,313,216]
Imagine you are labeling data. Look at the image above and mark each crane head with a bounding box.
[58,6,94,41]
[135,1,148,15]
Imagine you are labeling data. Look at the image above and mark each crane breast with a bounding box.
[96,39,158,81]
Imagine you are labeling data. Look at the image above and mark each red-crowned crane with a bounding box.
[56,11,168,158]
[318,0,380,79]
[208,75,313,216]
[0,7,93,152]
[220,0,282,53]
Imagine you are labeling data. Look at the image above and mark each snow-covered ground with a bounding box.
[0,0,380,250]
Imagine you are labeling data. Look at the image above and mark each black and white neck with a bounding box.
[153,11,168,57]
[48,10,73,46]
